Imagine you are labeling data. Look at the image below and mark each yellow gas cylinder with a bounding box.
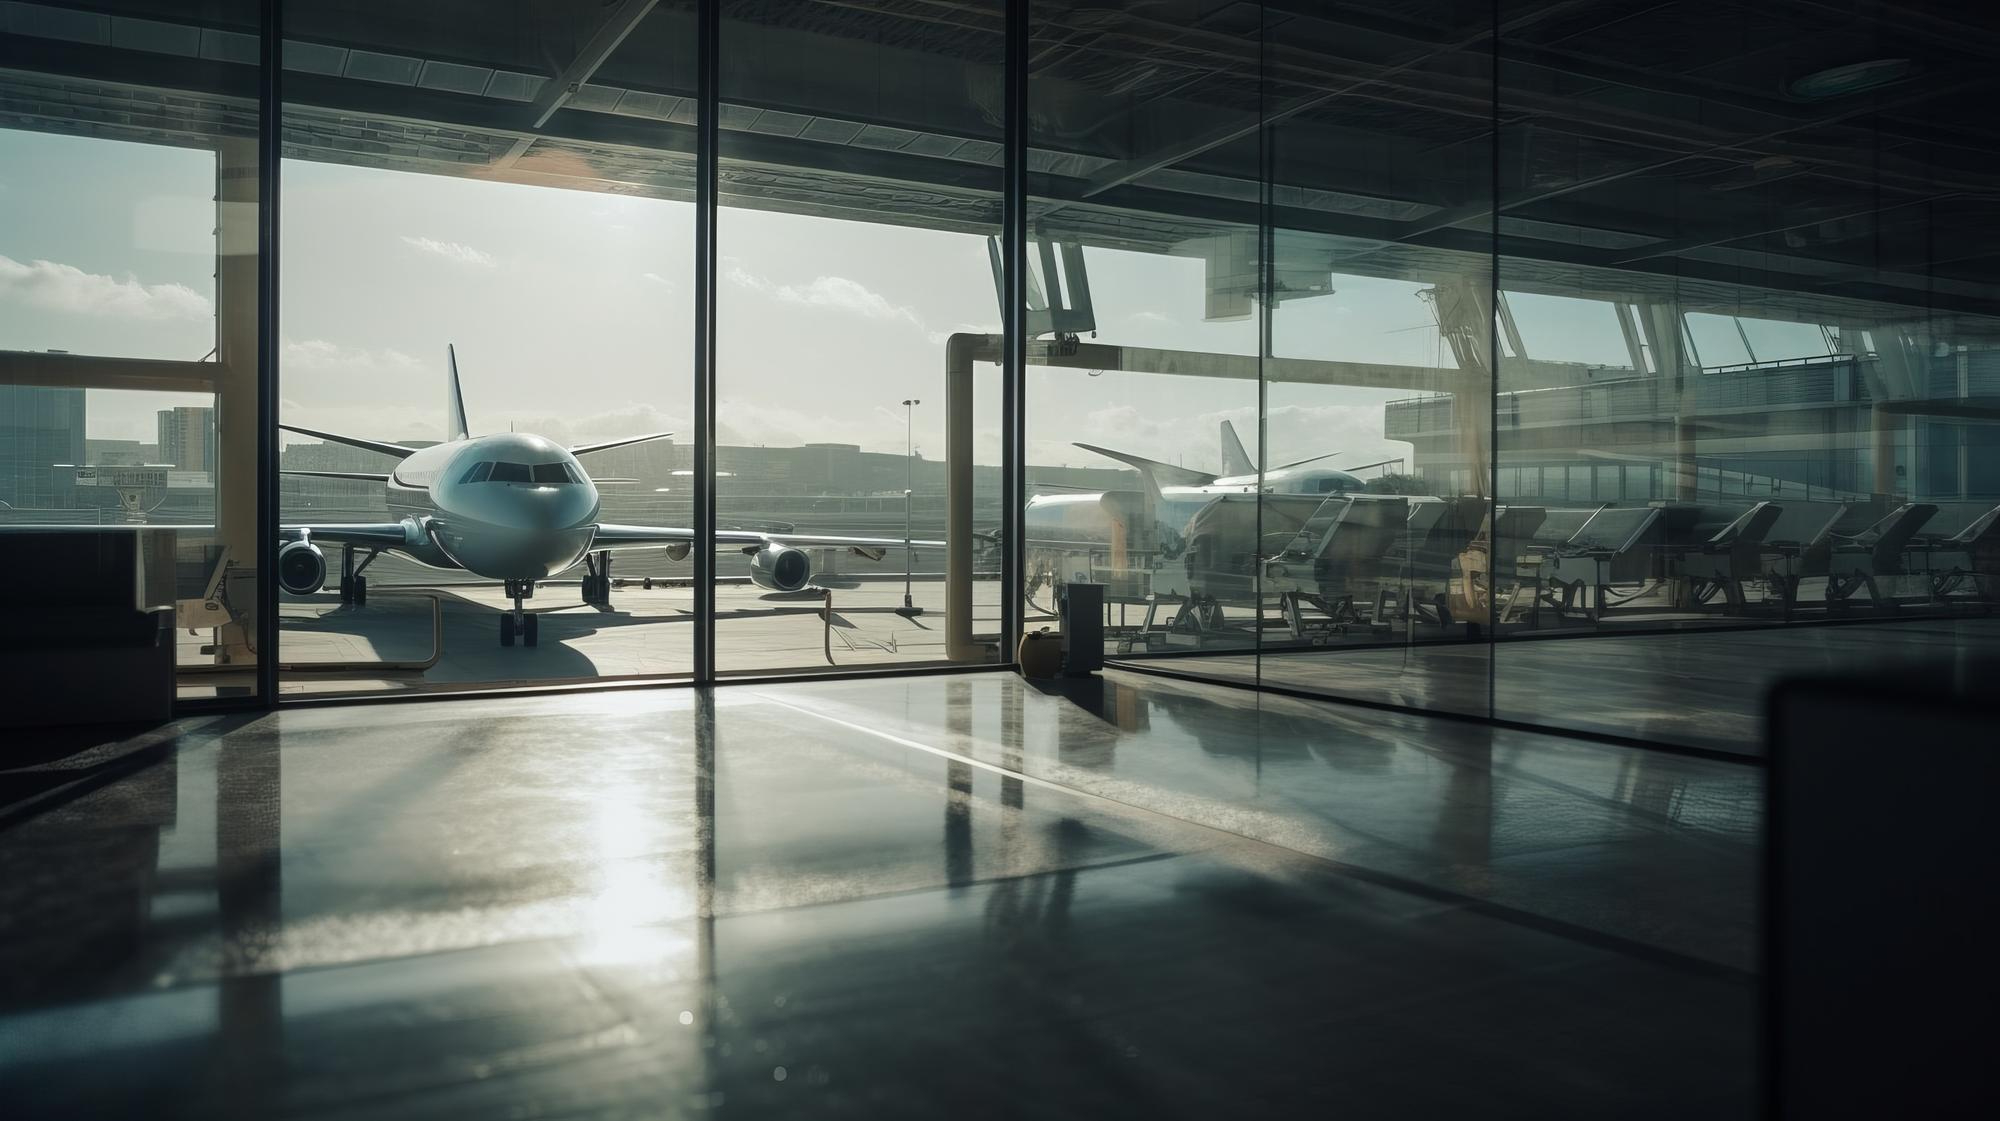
[1017,627,1063,679]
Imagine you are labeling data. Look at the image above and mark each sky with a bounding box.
[0,125,1833,480]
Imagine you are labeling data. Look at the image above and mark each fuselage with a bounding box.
[1024,463,1373,600]
[383,433,601,581]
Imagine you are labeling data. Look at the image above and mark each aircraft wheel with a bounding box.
[501,614,516,647]
[352,575,367,606]
[523,612,540,647]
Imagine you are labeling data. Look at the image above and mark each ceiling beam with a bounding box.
[1611,193,1956,265]
[528,0,659,130]
[494,0,659,169]
[1401,75,1983,242]
[1075,0,1598,199]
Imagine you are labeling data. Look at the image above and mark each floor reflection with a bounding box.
[0,673,1759,1118]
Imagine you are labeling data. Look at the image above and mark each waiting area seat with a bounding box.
[0,529,178,732]
[1667,500,1786,611]
[1263,494,1407,636]
[1524,505,1669,623]
[1806,502,1939,608]
[1913,502,2000,601]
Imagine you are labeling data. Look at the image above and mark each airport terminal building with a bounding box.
[1,2,1994,1117]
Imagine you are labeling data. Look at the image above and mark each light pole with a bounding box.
[897,398,923,617]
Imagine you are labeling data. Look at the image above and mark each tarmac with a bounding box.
[212,575,1015,697]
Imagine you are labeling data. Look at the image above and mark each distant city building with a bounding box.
[83,439,161,466]
[156,406,216,471]
[0,383,85,510]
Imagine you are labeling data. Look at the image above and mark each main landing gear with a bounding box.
[339,545,379,605]
[500,579,540,647]
[581,550,614,608]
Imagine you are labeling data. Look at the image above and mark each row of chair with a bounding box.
[1235,493,2000,638]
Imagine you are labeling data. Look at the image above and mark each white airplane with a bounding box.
[279,346,938,646]
[1022,421,1406,611]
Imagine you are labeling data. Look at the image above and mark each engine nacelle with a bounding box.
[748,544,811,592]
[278,540,328,595]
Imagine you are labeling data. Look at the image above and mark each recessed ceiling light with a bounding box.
[1788,58,1918,101]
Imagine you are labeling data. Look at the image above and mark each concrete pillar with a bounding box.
[1428,277,1492,499]
[943,334,996,662]
[1642,304,1698,501]
[214,139,263,666]
[1872,404,1898,497]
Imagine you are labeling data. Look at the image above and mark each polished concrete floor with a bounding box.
[0,671,1759,1118]
[1143,616,2000,753]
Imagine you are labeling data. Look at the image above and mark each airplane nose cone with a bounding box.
[506,486,594,531]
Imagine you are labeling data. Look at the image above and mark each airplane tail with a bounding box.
[1219,420,1255,476]
[446,344,470,442]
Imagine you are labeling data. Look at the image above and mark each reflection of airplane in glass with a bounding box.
[1024,421,1407,624]
[278,346,939,646]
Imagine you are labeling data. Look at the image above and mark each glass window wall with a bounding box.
[715,0,1005,675]
[276,0,697,693]
[0,0,266,705]
[3,0,1994,751]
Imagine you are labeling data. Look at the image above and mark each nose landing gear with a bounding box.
[581,550,614,607]
[500,579,539,647]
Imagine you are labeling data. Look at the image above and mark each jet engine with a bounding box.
[747,543,811,592]
[278,539,328,595]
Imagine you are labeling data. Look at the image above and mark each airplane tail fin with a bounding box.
[1219,420,1255,477]
[446,344,470,442]
[1072,442,1216,496]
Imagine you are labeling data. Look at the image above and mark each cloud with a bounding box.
[724,263,927,334]
[640,272,673,289]
[399,235,496,268]
[282,338,425,376]
[0,253,210,320]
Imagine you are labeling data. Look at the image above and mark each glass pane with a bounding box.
[0,1,266,705]
[1026,0,1264,682]
[1254,2,1496,717]
[278,0,697,693]
[1495,1,2000,754]
[715,0,1005,675]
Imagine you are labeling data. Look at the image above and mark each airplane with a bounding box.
[277,346,940,646]
[1023,421,1406,618]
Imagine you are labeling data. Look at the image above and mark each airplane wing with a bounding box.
[281,522,419,548]
[592,524,946,554]
[279,423,416,460]
[572,432,673,456]
[283,469,393,483]
[1072,442,1216,491]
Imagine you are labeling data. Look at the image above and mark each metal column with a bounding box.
[215,140,264,679]
[252,0,281,703]
[692,0,719,682]
[999,0,1028,667]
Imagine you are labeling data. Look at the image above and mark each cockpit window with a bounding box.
[465,461,580,485]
